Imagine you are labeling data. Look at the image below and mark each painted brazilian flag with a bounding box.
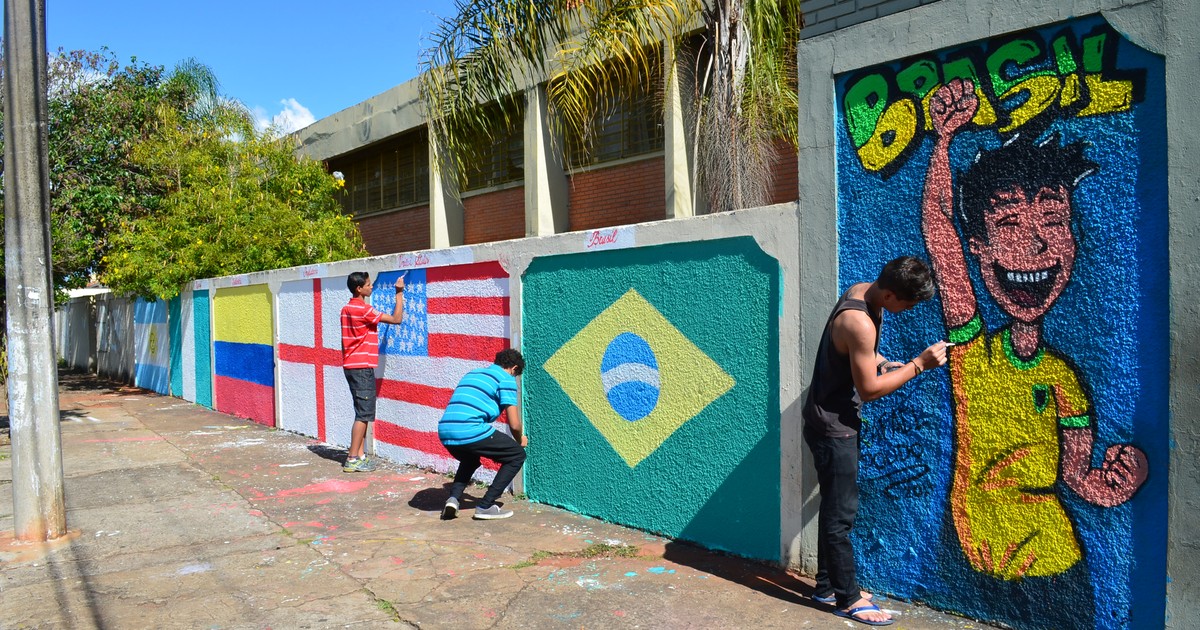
[523,237,780,561]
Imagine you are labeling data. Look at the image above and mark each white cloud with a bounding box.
[253,98,316,134]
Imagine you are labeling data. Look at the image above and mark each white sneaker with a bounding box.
[472,504,513,520]
[442,496,459,520]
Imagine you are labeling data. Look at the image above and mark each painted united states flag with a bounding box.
[371,261,511,476]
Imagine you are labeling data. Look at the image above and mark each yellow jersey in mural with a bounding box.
[949,316,1089,580]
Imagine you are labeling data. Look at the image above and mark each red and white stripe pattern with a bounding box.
[373,262,512,476]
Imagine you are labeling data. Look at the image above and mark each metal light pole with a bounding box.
[4,0,66,541]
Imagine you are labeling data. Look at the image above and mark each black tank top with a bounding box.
[802,286,880,437]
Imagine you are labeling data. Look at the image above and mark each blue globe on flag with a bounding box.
[600,332,661,421]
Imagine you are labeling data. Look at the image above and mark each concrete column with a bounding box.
[4,0,66,541]
[1165,0,1200,626]
[793,32,837,576]
[524,85,568,236]
[664,48,701,218]
[429,141,464,248]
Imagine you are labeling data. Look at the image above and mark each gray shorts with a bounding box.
[343,368,377,422]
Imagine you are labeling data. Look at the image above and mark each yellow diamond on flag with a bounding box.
[544,289,735,467]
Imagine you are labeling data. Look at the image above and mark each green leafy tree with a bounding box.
[100,105,365,299]
[0,47,363,302]
[0,49,225,295]
[419,0,801,213]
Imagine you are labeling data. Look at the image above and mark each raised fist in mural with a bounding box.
[930,78,978,139]
[1062,431,1148,508]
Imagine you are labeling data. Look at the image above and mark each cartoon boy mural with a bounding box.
[921,78,1148,582]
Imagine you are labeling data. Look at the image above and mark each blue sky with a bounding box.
[47,0,460,133]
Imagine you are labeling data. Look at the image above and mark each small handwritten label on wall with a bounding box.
[300,265,326,279]
[397,248,475,270]
[193,279,210,291]
[584,227,635,251]
[230,276,248,287]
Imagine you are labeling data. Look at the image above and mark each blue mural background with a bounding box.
[834,15,1167,629]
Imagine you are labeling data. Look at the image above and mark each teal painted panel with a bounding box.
[194,290,213,409]
[523,237,781,561]
[169,296,183,398]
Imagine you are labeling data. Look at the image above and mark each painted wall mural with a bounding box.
[133,298,170,394]
[523,238,780,561]
[169,290,213,409]
[213,285,276,427]
[278,277,349,444]
[835,16,1167,630]
[275,263,512,476]
[372,262,511,475]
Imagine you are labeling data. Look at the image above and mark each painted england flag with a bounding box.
[371,262,511,475]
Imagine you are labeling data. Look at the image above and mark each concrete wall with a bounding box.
[523,236,782,560]
[56,298,93,372]
[798,0,1195,628]
[95,294,135,383]
[56,207,801,566]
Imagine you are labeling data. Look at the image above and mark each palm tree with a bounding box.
[419,0,801,214]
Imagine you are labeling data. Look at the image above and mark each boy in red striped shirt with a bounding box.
[341,271,406,472]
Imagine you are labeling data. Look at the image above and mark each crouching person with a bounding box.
[439,349,527,520]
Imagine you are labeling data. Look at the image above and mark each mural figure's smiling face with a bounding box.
[970,184,1076,323]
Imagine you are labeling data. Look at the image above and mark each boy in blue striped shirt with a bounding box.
[439,349,527,520]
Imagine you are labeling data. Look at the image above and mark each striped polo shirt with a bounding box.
[341,297,383,369]
[438,364,518,446]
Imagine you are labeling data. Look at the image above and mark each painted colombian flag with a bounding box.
[213,284,275,426]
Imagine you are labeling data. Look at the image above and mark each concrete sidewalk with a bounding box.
[0,372,995,629]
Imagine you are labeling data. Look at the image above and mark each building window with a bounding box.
[463,109,524,192]
[566,62,664,169]
[329,129,429,215]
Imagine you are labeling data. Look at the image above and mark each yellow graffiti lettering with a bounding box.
[857,99,917,173]
[840,24,1143,175]
[970,86,998,127]
[1060,73,1081,107]
[1078,73,1134,116]
[999,75,1062,133]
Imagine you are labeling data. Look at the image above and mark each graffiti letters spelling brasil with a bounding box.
[842,24,1145,177]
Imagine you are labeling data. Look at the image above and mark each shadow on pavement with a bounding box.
[2,369,137,432]
[306,444,349,464]
[662,541,827,612]
[408,484,492,513]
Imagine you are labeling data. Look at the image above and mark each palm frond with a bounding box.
[420,0,802,212]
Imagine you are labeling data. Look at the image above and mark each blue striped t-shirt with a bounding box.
[438,364,517,446]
